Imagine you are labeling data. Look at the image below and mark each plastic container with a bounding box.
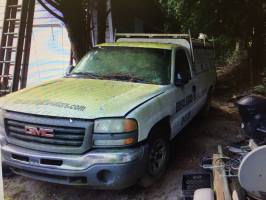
[237,95,266,122]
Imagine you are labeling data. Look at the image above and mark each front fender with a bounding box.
[126,86,176,142]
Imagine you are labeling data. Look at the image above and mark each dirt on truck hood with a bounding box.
[0,78,165,119]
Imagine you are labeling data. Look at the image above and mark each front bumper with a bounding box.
[1,143,149,189]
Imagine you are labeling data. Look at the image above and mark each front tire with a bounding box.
[138,131,170,187]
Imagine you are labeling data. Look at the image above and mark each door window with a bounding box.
[175,50,191,81]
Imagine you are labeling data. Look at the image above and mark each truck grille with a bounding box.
[4,111,92,154]
[5,119,85,147]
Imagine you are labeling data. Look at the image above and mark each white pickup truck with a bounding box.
[0,33,216,189]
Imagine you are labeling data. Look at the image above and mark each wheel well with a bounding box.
[148,117,171,140]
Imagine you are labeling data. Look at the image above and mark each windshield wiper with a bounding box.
[67,72,100,79]
[102,74,149,83]
[67,73,152,84]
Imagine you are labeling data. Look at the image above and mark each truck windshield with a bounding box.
[69,47,171,85]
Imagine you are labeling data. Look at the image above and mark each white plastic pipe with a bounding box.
[0,151,3,200]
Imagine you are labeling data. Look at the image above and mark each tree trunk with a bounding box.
[251,2,265,74]
[97,0,107,44]
[39,0,109,62]
[60,0,92,62]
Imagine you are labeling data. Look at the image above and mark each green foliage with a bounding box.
[254,85,266,95]
[157,0,181,31]
[157,0,266,64]
[254,72,266,95]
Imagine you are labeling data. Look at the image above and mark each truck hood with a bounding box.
[0,78,166,119]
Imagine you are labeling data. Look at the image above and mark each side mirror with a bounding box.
[66,65,74,75]
[175,73,189,86]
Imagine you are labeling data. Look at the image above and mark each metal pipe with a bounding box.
[107,0,114,42]
[20,0,35,89]
[11,0,29,92]
[188,29,195,63]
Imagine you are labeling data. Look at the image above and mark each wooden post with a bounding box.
[212,146,232,200]
[0,151,4,200]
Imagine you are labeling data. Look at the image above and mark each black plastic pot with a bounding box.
[237,95,266,139]
[237,95,266,122]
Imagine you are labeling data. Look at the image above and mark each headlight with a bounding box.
[94,118,138,133]
[93,118,138,147]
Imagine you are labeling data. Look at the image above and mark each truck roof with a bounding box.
[97,42,176,50]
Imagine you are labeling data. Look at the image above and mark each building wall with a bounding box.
[0,1,71,87]
[27,3,71,86]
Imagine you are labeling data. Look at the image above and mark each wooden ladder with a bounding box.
[0,0,35,96]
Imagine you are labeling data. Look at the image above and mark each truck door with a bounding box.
[175,49,196,128]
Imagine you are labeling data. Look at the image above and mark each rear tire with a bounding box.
[138,129,170,188]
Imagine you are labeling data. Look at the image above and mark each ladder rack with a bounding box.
[115,31,202,63]
[115,33,190,39]
[115,31,216,63]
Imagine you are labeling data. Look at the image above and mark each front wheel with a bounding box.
[138,132,170,187]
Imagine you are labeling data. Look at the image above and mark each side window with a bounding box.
[175,50,191,80]
[194,48,214,74]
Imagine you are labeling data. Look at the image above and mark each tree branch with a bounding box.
[52,0,61,4]
[37,0,65,22]
[45,0,61,11]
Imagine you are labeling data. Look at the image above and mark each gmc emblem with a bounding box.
[24,126,54,138]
